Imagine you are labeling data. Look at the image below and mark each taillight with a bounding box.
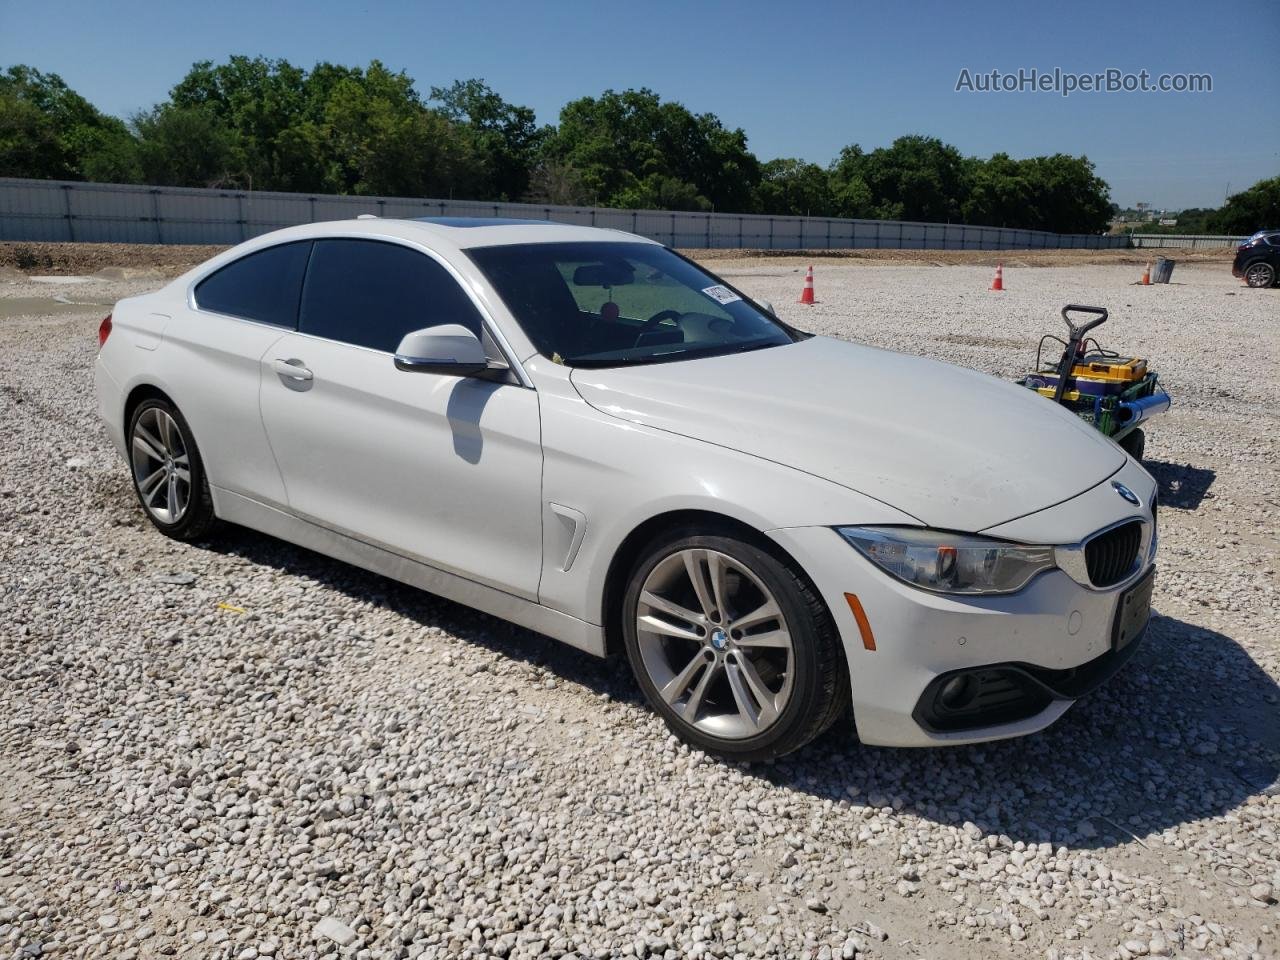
[98,313,112,349]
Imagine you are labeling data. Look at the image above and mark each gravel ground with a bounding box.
[0,259,1277,960]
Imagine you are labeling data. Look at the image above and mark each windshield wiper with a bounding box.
[567,339,785,369]
[567,350,684,368]
[728,339,782,354]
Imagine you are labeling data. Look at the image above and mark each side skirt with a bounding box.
[213,488,607,657]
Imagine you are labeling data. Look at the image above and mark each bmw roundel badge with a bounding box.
[1112,481,1140,505]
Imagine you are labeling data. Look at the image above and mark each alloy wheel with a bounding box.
[130,406,191,524]
[1245,262,1275,288]
[635,548,794,739]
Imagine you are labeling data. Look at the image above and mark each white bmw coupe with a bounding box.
[95,218,1157,759]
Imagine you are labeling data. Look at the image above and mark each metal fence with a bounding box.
[1127,233,1248,249]
[0,177,1131,251]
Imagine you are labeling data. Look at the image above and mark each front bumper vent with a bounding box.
[913,624,1150,734]
[1085,519,1142,587]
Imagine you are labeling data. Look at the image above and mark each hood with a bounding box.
[569,336,1126,532]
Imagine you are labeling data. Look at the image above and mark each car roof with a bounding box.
[355,216,656,250]
[180,217,660,287]
[408,216,657,249]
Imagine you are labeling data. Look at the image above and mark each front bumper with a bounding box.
[911,601,1149,734]
[769,463,1157,747]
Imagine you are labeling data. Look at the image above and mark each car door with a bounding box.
[258,238,543,599]
[175,240,312,507]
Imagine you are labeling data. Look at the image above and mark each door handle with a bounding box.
[273,358,313,381]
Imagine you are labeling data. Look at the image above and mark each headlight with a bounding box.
[836,526,1056,596]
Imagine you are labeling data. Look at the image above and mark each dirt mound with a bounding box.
[1,240,1234,278]
[0,241,226,276]
[689,247,1236,267]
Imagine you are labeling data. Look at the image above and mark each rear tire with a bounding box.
[1117,428,1145,462]
[128,398,217,541]
[621,528,848,761]
[1244,261,1276,288]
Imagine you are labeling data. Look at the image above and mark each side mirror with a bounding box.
[755,298,776,316]
[394,324,488,376]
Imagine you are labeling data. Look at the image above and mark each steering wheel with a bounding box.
[642,309,683,332]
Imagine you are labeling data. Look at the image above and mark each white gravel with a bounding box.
[1,260,1277,960]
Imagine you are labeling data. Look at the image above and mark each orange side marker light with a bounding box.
[844,593,876,651]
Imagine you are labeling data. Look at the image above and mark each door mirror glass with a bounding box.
[394,324,488,375]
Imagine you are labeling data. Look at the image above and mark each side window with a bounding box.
[194,241,312,327]
[1268,234,1280,247]
[298,239,484,352]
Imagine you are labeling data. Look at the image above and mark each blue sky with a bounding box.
[2,0,1277,209]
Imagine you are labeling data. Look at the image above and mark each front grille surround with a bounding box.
[1084,519,1143,587]
[1054,515,1153,591]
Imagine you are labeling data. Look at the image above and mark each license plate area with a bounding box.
[1112,567,1154,651]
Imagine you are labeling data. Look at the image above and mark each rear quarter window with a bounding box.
[193,241,313,328]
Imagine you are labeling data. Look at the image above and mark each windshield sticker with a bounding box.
[700,284,741,305]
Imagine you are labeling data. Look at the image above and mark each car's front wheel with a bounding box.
[1117,427,1145,462]
[1244,261,1276,288]
[128,398,216,541]
[622,530,848,761]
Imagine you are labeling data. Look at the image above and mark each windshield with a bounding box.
[466,242,797,367]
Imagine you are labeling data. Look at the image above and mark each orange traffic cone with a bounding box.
[989,263,1004,291]
[1140,261,1151,285]
[798,265,816,304]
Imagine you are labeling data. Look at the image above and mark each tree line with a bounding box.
[1116,180,1280,236]
[1,57,1273,234]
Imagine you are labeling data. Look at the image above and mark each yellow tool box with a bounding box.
[1071,355,1147,383]
[1032,386,1086,402]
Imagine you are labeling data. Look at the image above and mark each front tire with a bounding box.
[128,398,216,541]
[622,529,848,761]
[1244,261,1276,288]
[1117,427,1145,462]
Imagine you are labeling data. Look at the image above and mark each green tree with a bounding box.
[523,159,592,206]
[830,136,966,222]
[132,104,238,187]
[322,62,476,197]
[752,158,833,216]
[136,57,480,197]
[543,88,759,210]
[959,152,1033,228]
[1015,153,1112,233]
[0,65,139,181]
[1207,177,1280,234]
[829,138,1111,233]
[826,146,874,218]
[430,79,542,201]
[614,173,711,212]
[165,56,309,188]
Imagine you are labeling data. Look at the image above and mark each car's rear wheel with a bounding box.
[1244,261,1276,288]
[128,398,216,541]
[622,530,848,761]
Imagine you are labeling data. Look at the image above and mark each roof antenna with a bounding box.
[356,213,378,220]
